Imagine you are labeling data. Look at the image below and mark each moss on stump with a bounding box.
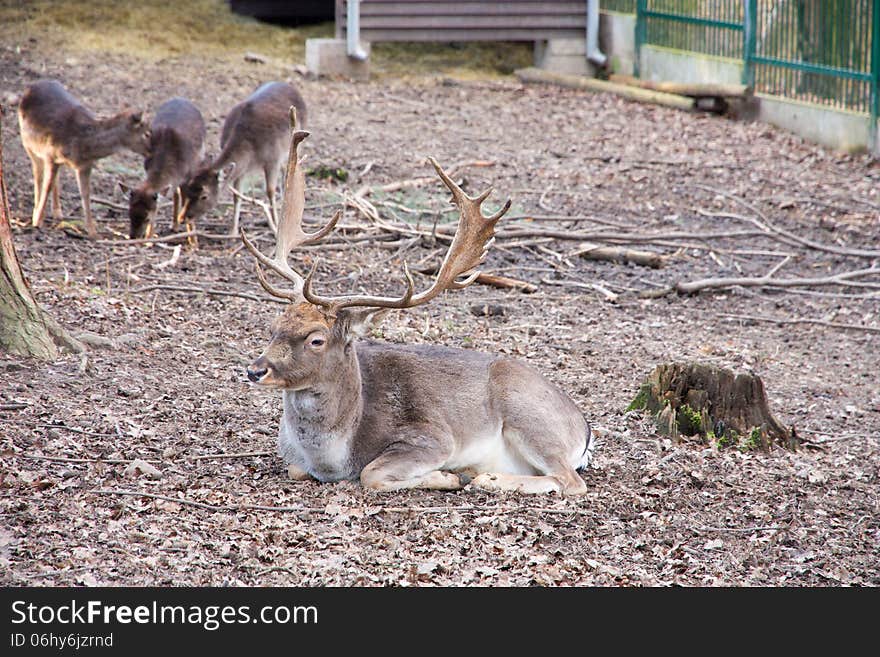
[628,362,797,451]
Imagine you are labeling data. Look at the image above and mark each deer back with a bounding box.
[179,81,308,222]
[18,79,149,165]
[128,98,206,237]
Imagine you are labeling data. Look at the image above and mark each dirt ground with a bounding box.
[1,7,879,587]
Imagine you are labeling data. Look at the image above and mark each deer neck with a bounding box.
[278,346,363,480]
[74,114,133,162]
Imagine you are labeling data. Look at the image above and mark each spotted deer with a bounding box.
[241,113,594,496]
[119,97,207,239]
[178,81,308,236]
[17,79,151,237]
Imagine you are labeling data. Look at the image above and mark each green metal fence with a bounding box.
[635,0,743,60]
[603,0,637,12]
[749,0,875,115]
[626,0,878,122]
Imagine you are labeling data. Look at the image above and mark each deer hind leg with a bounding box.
[480,360,591,497]
[32,160,59,228]
[73,166,95,237]
[51,169,63,219]
[470,466,587,497]
[360,429,463,492]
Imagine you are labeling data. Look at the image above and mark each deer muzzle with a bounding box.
[246,357,270,383]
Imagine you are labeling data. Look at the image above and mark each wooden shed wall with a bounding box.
[335,0,586,41]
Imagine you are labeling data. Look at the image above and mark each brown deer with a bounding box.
[178,81,308,236]
[118,97,207,239]
[17,79,151,238]
[241,113,594,496]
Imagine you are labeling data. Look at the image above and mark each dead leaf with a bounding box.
[123,459,162,479]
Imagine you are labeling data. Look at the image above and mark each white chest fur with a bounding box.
[277,391,354,482]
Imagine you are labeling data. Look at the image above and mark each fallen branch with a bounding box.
[189,451,274,461]
[674,266,879,295]
[541,278,619,302]
[90,196,129,211]
[19,453,159,465]
[515,67,696,112]
[693,186,880,258]
[128,284,284,303]
[97,231,241,245]
[0,403,28,411]
[643,266,880,298]
[152,244,181,270]
[354,160,495,198]
[718,312,880,334]
[414,264,536,293]
[472,273,538,293]
[569,242,666,268]
[609,74,752,98]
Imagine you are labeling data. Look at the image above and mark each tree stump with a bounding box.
[627,362,797,451]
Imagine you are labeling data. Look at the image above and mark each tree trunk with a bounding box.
[0,106,78,360]
[628,361,797,451]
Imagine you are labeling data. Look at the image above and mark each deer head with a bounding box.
[122,109,151,156]
[241,108,511,390]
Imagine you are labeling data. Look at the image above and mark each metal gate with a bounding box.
[632,0,879,123]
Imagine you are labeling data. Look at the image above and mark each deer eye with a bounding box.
[306,334,326,348]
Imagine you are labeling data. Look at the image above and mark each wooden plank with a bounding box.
[358,16,583,29]
[338,0,586,42]
[348,28,584,41]
[515,67,696,112]
[357,2,584,15]
[609,74,753,98]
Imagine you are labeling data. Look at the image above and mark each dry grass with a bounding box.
[0,0,327,61]
[0,0,531,77]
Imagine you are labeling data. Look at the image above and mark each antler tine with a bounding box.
[240,106,342,303]
[302,157,511,314]
[254,261,301,303]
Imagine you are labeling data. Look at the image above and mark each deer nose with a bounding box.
[247,366,268,383]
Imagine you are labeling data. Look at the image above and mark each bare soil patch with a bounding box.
[1,9,878,586]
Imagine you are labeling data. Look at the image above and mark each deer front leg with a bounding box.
[287,463,315,481]
[74,166,95,238]
[360,429,463,492]
[264,166,279,234]
[229,177,243,237]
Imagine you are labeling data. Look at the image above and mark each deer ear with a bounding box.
[334,308,389,342]
[219,162,235,181]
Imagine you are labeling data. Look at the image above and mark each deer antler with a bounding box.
[240,107,341,302]
[302,157,511,315]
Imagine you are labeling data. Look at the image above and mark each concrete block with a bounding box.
[306,38,370,80]
[639,45,743,85]
[757,95,870,154]
[600,11,635,76]
[534,39,595,77]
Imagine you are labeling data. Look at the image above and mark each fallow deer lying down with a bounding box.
[178,81,308,236]
[120,97,207,239]
[17,79,151,238]
[241,112,594,496]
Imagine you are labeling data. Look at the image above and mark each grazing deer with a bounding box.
[241,113,594,496]
[119,97,207,239]
[17,79,151,238]
[178,81,308,236]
